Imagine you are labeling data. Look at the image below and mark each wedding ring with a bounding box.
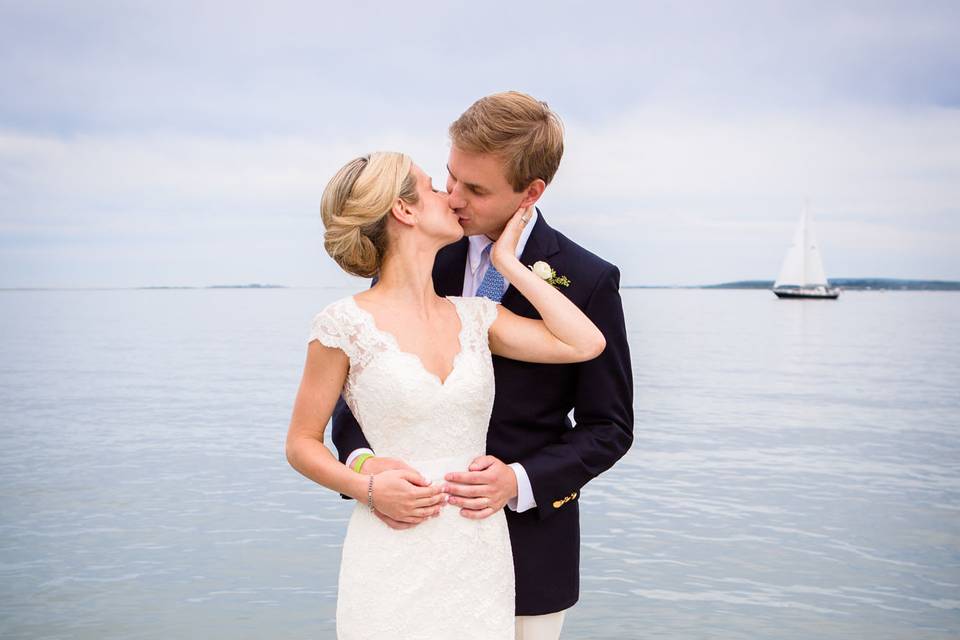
[520,214,530,224]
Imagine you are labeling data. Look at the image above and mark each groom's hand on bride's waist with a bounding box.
[442,456,518,520]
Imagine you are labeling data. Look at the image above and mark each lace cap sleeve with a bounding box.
[308,300,348,353]
[473,296,500,335]
[448,296,500,353]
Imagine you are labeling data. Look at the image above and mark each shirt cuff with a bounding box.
[506,462,537,513]
[345,448,375,470]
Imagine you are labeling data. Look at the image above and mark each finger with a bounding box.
[443,482,487,498]
[400,470,430,486]
[516,205,532,223]
[459,507,496,520]
[449,496,490,509]
[413,505,441,518]
[444,471,484,485]
[398,514,428,524]
[412,484,443,499]
[374,510,414,530]
[506,212,521,231]
[414,493,447,508]
[468,455,496,472]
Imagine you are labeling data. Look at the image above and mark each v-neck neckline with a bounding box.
[348,295,467,386]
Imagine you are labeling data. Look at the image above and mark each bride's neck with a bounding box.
[372,240,441,310]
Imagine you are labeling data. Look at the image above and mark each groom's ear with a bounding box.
[389,198,416,227]
[518,178,546,209]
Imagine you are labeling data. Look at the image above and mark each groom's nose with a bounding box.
[447,183,468,211]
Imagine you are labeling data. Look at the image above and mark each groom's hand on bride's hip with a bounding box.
[442,456,518,520]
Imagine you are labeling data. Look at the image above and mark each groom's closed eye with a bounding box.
[447,166,488,196]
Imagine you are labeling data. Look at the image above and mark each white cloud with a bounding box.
[3,100,959,287]
[1,1,958,286]
[542,105,960,283]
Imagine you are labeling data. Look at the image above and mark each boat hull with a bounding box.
[772,287,840,299]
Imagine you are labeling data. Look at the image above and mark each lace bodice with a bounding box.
[309,295,500,462]
[307,294,514,639]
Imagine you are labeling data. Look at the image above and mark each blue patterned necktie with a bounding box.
[475,244,505,302]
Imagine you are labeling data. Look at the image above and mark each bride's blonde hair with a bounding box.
[320,152,420,277]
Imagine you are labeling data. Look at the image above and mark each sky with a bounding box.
[1,0,958,288]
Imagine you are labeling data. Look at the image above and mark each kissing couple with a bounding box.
[287,91,634,639]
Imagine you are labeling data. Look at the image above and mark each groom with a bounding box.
[332,91,634,639]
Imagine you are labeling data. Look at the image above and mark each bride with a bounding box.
[285,151,605,639]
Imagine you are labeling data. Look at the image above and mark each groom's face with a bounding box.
[446,146,526,240]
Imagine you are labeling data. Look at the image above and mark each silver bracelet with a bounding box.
[367,474,374,511]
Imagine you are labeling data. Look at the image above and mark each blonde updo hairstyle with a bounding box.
[320,152,419,277]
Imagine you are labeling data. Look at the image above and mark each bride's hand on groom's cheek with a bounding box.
[442,456,518,520]
[490,205,531,269]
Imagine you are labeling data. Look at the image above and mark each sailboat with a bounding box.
[772,208,840,299]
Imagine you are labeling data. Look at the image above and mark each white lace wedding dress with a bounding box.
[309,295,515,639]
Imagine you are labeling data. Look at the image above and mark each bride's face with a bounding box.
[408,164,464,245]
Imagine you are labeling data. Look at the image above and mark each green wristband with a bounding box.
[352,453,374,473]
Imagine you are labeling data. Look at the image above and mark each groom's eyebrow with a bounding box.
[446,165,487,194]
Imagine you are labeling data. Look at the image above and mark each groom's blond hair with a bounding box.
[449,91,564,192]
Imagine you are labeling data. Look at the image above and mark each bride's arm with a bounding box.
[286,343,370,500]
[488,208,606,364]
[285,341,446,522]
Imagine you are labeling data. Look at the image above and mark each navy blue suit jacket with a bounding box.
[331,210,634,615]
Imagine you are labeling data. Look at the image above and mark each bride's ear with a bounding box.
[389,198,416,228]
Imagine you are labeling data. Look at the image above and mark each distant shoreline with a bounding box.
[686,278,960,291]
[0,284,290,291]
[2,279,959,292]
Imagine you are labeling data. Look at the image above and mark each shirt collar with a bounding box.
[467,207,539,273]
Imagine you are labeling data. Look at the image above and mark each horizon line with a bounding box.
[2,277,960,292]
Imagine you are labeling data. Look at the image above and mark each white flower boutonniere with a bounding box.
[528,260,571,288]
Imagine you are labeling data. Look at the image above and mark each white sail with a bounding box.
[803,216,828,286]
[774,210,829,288]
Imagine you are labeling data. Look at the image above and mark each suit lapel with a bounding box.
[501,208,560,307]
[432,237,468,297]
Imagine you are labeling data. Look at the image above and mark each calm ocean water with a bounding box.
[0,288,957,639]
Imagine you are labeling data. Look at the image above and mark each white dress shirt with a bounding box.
[347,208,539,513]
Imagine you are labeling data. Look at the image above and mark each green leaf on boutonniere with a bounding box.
[548,269,571,288]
